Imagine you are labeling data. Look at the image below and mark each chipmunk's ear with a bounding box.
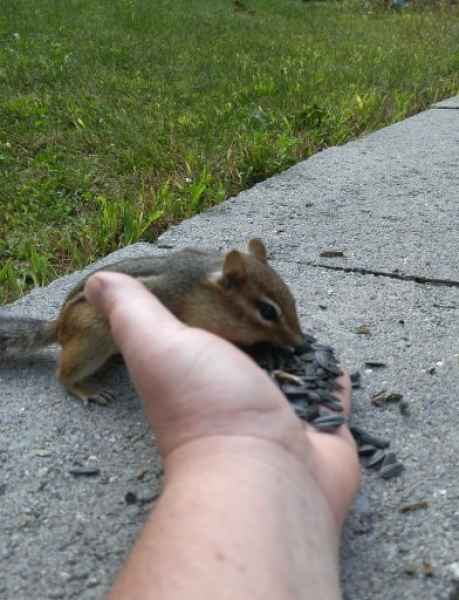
[221,250,248,289]
[248,238,267,263]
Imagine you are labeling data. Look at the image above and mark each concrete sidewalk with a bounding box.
[1,99,458,600]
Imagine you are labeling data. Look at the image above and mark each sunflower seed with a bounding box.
[315,350,342,375]
[69,467,100,477]
[320,249,344,258]
[312,415,347,432]
[283,386,310,400]
[365,361,387,368]
[364,450,386,469]
[326,363,342,376]
[317,390,343,412]
[318,389,339,403]
[386,392,403,403]
[358,445,377,457]
[382,452,397,467]
[314,350,331,369]
[305,390,321,403]
[272,370,304,386]
[371,390,387,407]
[399,500,430,513]
[350,426,390,449]
[313,343,336,353]
[379,462,405,480]
[325,380,342,392]
[295,350,316,361]
[294,404,319,420]
[350,371,362,388]
[304,364,317,377]
[137,491,159,505]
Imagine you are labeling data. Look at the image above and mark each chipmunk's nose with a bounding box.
[292,332,314,354]
[292,332,310,354]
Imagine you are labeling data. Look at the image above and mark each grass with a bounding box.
[1,0,459,303]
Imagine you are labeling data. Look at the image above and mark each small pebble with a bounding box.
[399,400,410,416]
[355,324,370,335]
[448,562,459,582]
[125,491,137,505]
[449,583,459,600]
[404,562,418,576]
[421,561,434,577]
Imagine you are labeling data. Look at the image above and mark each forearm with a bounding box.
[109,437,342,600]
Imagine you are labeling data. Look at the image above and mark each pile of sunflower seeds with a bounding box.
[248,333,404,480]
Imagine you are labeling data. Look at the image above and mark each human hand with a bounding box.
[85,272,360,527]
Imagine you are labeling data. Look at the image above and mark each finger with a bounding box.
[308,431,361,527]
[302,370,354,445]
[84,272,190,397]
[85,271,186,343]
[305,370,360,525]
[336,370,352,417]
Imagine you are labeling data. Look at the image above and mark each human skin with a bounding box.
[84,272,360,600]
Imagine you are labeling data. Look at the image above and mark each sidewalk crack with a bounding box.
[301,262,459,288]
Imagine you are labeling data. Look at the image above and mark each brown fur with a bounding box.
[1,239,303,404]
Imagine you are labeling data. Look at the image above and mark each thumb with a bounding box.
[84,270,185,342]
[84,271,188,400]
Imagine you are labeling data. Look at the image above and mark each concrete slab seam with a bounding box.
[301,262,459,288]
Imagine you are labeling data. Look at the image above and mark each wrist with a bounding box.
[110,434,343,600]
[152,435,342,599]
[163,434,340,539]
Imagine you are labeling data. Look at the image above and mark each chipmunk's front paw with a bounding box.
[86,389,115,406]
[67,383,115,407]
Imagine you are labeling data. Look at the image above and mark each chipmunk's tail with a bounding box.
[0,316,58,356]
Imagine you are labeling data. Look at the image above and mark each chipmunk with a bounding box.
[0,239,304,405]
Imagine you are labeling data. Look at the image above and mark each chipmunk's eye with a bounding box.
[256,300,279,322]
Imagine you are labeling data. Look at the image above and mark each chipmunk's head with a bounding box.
[205,239,304,349]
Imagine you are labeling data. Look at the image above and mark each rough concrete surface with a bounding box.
[433,96,459,109]
[1,99,458,599]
